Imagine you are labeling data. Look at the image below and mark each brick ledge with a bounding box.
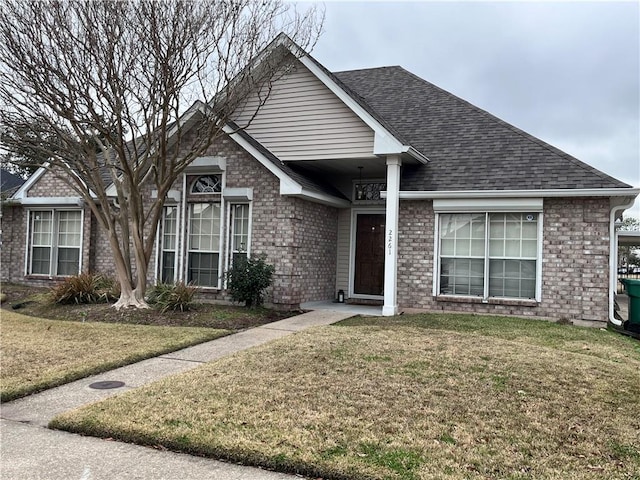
[435,295,538,307]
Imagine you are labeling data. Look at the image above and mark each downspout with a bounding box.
[609,197,637,326]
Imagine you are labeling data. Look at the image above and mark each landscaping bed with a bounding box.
[50,314,640,479]
[1,283,294,329]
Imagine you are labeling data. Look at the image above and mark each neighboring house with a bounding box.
[1,168,26,263]
[0,168,25,198]
[1,37,638,327]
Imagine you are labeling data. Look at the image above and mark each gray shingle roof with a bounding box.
[333,66,631,191]
[0,168,25,196]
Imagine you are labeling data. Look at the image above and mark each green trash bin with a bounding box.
[620,278,640,326]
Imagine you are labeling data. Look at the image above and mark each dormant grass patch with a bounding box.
[1,310,228,401]
[51,314,640,479]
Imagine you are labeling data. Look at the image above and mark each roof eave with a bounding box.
[381,188,640,199]
[223,125,349,207]
[403,146,430,164]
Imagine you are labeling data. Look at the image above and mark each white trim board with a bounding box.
[348,208,386,300]
[11,167,47,200]
[296,56,428,164]
[382,188,640,200]
[18,197,84,207]
[433,198,543,212]
[223,125,350,208]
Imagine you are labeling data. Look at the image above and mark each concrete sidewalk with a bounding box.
[1,309,356,480]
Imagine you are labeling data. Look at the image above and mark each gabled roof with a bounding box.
[10,40,633,204]
[226,123,348,202]
[334,66,631,191]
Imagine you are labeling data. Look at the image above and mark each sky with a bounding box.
[304,0,640,219]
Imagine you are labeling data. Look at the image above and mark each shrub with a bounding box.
[147,282,196,313]
[50,273,120,304]
[226,255,275,307]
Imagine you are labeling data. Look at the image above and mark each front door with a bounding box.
[354,214,385,296]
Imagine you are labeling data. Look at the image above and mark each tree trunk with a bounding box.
[113,285,149,310]
[106,225,150,310]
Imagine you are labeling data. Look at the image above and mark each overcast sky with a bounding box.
[306,0,640,218]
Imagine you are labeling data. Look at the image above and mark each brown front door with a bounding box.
[354,214,385,295]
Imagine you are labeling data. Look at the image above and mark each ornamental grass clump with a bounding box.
[147,282,196,313]
[50,273,119,305]
[226,256,275,307]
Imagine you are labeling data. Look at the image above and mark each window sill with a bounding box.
[435,295,538,307]
[193,286,221,292]
[25,274,77,280]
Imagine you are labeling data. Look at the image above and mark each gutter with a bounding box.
[382,187,639,326]
[382,188,640,199]
[12,197,84,207]
[403,146,430,164]
[609,196,638,326]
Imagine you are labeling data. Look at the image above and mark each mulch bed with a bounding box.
[1,283,296,330]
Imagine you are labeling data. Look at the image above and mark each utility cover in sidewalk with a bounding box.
[89,381,125,389]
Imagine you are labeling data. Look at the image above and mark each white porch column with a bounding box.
[383,154,401,316]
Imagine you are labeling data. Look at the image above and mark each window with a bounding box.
[187,203,221,287]
[191,175,222,194]
[29,210,82,276]
[438,212,539,300]
[229,204,250,264]
[160,206,178,283]
[155,172,254,287]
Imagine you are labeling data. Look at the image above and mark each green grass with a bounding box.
[1,310,229,402]
[50,314,640,479]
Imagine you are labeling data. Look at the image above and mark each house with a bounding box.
[1,36,638,327]
[0,169,25,198]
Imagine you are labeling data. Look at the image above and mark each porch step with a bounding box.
[346,298,383,306]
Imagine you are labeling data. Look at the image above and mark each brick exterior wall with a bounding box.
[199,135,339,308]
[2,133,339,309]
[1,205,26,282]
[26,170,78,197]
[2,169,93,286]
[2,145,612,321]
[396,197,612,325]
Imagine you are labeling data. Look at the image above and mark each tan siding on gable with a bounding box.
[234,60,376,161]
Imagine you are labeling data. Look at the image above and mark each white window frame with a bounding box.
[225,202,252,271]
[433,210,543,302]
[26,208,84,277]
[190,174,223,194]
[156,205,179,284]
[186,202,224,289]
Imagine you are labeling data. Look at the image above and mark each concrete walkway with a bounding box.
[1,309,356,480]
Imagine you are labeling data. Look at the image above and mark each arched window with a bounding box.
[191,175,221,194]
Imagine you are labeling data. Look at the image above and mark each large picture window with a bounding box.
[438,212,539,300]
[29,210,82,276]
[188,203,221,287]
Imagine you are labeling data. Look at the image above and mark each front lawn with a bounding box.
[51,314,640,479]
[0,311,228,402]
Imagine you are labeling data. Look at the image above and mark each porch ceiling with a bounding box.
[287,152,422,179]
[289,157,388,179]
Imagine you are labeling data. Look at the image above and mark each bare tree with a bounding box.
[618,217,640,269]
[0,0,321,308]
